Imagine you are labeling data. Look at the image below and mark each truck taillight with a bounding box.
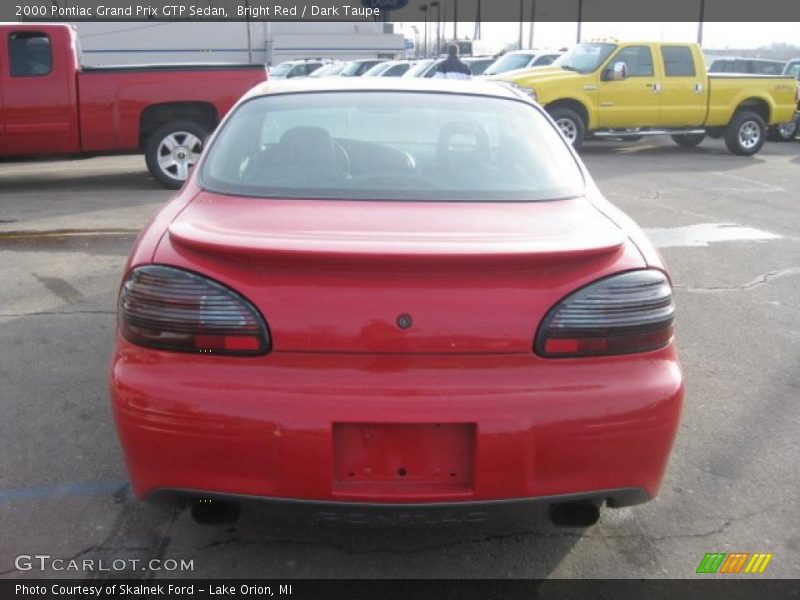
[535,270,675,358]
[119,265,270,355]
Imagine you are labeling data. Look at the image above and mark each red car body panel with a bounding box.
[112,340,682,502]
[110,80,684,507]
[158,191,644,355]
[0,24,266,157]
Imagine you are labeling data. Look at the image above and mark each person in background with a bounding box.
[434,44,472,80]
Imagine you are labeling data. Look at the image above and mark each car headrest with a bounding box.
[436,122,491,169]
[279,126,337,165]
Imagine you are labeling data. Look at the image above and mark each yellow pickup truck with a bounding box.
[493,41,799,155]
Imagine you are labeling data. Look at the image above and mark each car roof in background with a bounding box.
[245,77,526,102]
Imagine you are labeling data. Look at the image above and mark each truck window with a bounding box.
[661,46,696,77]
[611,46,654,77]
[8,32,52,77]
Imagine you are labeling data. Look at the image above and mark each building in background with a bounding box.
[73,22,405,67]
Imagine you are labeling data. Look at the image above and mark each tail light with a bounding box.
[536,270,675,358]
[118,265,269,355]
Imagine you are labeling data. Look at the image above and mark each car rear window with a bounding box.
[199,91,584,202]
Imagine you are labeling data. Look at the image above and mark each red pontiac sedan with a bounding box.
[110,78,683,525]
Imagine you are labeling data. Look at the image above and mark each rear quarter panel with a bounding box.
[706,75,798,126]
[76,67,266,153]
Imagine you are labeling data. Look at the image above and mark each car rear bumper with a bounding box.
[110,338,683,505]
[148,488,651,525]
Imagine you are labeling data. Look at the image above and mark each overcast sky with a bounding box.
[398,22,800,50]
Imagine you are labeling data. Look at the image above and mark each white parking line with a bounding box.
[644,223,782,248]
[704,171,785,194]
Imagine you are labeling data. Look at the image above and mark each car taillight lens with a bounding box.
[119,265,269,355]
[536,270,675,358]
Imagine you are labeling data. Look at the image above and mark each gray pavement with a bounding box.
[1,138,798,579]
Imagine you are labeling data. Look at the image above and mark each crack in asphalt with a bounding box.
[84,492,181,582]
[0,484,182,580]
[674,267,800,293]
[0,310,115,318]
[0,228,138,239]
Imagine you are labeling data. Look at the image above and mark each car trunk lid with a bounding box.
[159,193,642,354]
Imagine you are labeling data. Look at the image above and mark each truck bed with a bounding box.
[76,64,266,154]
[80,63,265,73]
[707,74,798,127]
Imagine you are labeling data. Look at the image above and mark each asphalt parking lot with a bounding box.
[1,136,798,579]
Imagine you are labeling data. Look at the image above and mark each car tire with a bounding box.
[145,121,208,189]
[671,133,706,147]
[548,107,586,150]
[767,118,798,141]
[724,110,766,156]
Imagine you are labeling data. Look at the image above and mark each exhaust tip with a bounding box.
[190,499,240,525]
[549,501,600,528]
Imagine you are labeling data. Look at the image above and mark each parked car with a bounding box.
[338,59,388,77]
[362,60,413,77]
[401,59,436,78]
[408,58,444,78]
[404,57,491,78]
[463,56,495,76]
[111,78,684,526]
[270,59,332,79]
[495,41,798,154]
[708,57,786,76]
[784,58,800,80]
[0,24,267,188]
[483,49,563,76]
[767,58,800,141]
[308,62,346,78]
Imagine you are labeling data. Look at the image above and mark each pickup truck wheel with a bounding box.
[767,119,798,141]
[548,107,585,150]
[725,111,766,156]
[671,133,706,147]
[146,121,207,189]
